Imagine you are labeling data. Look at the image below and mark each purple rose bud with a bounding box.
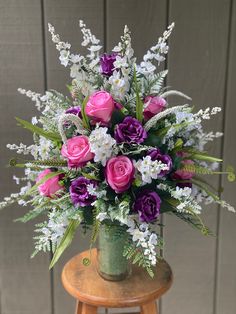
[148,149,172,176]
[100,53,117,76]
[114,116,147,144]
[133,190,161,223]
[65,106,82,118]
[143,96,167,120]
[69,177,98,207]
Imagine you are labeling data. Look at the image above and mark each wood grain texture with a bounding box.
[42,1,105,313]
[140,301,158,314]
[162,1,231,314]
[215,1,236,313]
[62,249,172,308]
[0,1,51,313]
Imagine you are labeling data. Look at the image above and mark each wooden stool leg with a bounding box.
[140,301,158,314]
[75,300,83,314]
[81,303,97,314]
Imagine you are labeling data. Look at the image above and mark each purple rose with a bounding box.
[148,149,172,176]
[65,106,82,118]
[177,182,192,189]
[114,116,147,144]
[100,53,117,76]
[133,190,161,223]
[69,177,98,207]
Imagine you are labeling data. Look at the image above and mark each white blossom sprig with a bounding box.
[135,156,169,184]
[18,88,42,110]
[194,107,222,123]
[157,183,202,214]
[48,23,84,69]
[79,20,102,64]
[89,126,116,166]
[140,22,175,74]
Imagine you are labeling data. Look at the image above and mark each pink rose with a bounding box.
[85,91,115,124]
[143,96,167,120]
[172,152,194,180]
[61,135,94,168]
[37,169,64,197]
[105,156,135,193]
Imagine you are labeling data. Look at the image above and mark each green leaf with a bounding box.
[49,220,80,269]
[189,153,222,163]
[173,138,183,151]
[133,67,143,122]
[81,96,90,129]
[15,117,61,142]
[144,132,162,147]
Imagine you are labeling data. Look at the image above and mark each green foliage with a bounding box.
[133,67,143,122]
[188,152,222,163]
[10,158,67,169]
[30,159,67,167]
[81,96,90,129]
[172,138,184,152]
[123,239,154,278]
[39,116,59,134]
[109,196,131,222]
[90,208,101,246]
[15,117,61,142]
[49,219,80,269]
[182,163,235,182]
[226,165,236,182]
[144,132,162,147]
[15,207,46,223]
[181,164,214,175]
[145,70,168,95]
[171,211,214,236]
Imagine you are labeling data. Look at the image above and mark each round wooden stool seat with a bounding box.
[62,249,173,313]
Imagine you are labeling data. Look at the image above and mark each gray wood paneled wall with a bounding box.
[0,1,235,313]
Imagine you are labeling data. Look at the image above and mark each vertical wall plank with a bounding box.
[0,1,52,313]
[162,1,231,314]
[42,1,105,313]
[106,1,167,312]
[216,1,236,313]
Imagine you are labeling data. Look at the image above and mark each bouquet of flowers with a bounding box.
[1,20,235,278]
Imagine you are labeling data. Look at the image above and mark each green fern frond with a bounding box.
[123,240,155,278]
[181,164,214,175]
[15,206,46,223]
[146,70,168,95]
[29,159,67,167]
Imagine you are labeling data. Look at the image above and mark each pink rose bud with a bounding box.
[105,156,135,193]
[61,135,94,168]
[172,152,194,180]
[143,96,167,120]
[85,91,115,124]
[37,169,64,197]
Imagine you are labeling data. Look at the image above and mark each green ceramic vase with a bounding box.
[97,223,131,281]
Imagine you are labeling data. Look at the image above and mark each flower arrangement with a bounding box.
[1,20,235,277]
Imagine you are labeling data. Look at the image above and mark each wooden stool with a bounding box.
[62,249,173,314]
